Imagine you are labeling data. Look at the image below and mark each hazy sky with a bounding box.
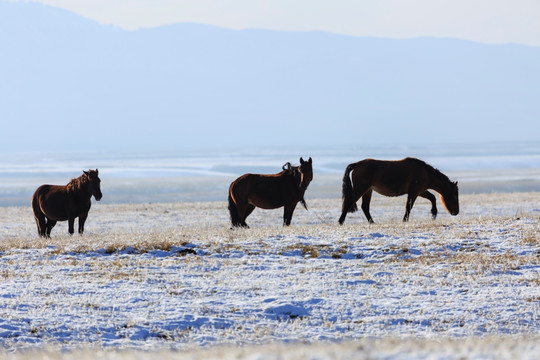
[11,0,540,47]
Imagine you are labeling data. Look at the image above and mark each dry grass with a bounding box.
[1,195,538,282]
[1,194,538,274]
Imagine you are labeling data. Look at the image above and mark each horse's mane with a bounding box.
[282,162,300,176]
[405,157,454,185]
[67,174,87,193]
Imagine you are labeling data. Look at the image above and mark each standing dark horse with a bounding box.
[228,157,313,228]
[32,169,103,237]
[339,158,459,224]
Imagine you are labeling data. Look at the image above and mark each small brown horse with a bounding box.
[228,157,313,228]
[32,169,103,237]
[338,158,459,224]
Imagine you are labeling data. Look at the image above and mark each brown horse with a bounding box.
[228,157,313,228]
[32,169,102,237]
[338,158,459,224]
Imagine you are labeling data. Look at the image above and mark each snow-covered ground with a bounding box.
[0,192,539,358]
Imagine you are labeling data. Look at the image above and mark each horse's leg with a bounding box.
[361,189,375,224]
[403,193,419,222]
[337,210,348,225]
[68,217,75,235]
[78,213,88,234]
[242,204,255,228]
[46,219,57,238]
[339,190,360,224]
[283,202,298,226]
[339,184,370,225]
[419,191,437,219]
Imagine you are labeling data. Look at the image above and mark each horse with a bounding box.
[338,157,459,224]
[228,157,313,228]
[32,169,102,237]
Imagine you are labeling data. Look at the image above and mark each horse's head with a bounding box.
[441,181,459,216]
[283,157,313,191]
[83,169,102,201]
[298,157,313,190]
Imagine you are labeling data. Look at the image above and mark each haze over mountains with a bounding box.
[1,2,539,153]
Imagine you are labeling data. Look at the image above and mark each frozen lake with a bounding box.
[1,141,539,206]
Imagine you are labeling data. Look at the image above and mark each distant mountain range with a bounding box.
[1,2,539,153]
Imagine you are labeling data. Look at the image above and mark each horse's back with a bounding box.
[33,184,67,202]
[231,172,284,191]
[349,159,380,181]
[354,158,423,176]
[350,158,425,196]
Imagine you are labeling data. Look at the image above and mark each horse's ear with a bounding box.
[95,169,99,175]
[83,170,89,176]
[308,157,312,164]
[282,162,291,171]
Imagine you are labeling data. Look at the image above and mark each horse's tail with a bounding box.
[31,186,46,236]
[228,185,243,227]
[341,163,358,214]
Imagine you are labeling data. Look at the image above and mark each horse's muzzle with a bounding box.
[95,193,103,201]
[451,210,459,216]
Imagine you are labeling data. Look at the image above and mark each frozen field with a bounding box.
[0,192,539,358]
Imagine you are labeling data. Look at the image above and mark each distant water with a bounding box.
[1,142,539,207]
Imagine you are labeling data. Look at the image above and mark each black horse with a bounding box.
[32,169,102,237]
[228,157,313,227]
[339,158,459,224]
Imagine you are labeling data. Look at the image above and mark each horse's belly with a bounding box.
[372,185,405,197]
[44,213,69,221]
[248,195,283,210]
[40,202,69,221]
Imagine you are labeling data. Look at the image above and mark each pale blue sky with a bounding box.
[10,0,540,46]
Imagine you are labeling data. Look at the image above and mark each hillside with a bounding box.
[1,2,539,152]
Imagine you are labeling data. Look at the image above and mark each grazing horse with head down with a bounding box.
[32,169,103,237]
[339,158,459,224]
[228,157,313,228]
